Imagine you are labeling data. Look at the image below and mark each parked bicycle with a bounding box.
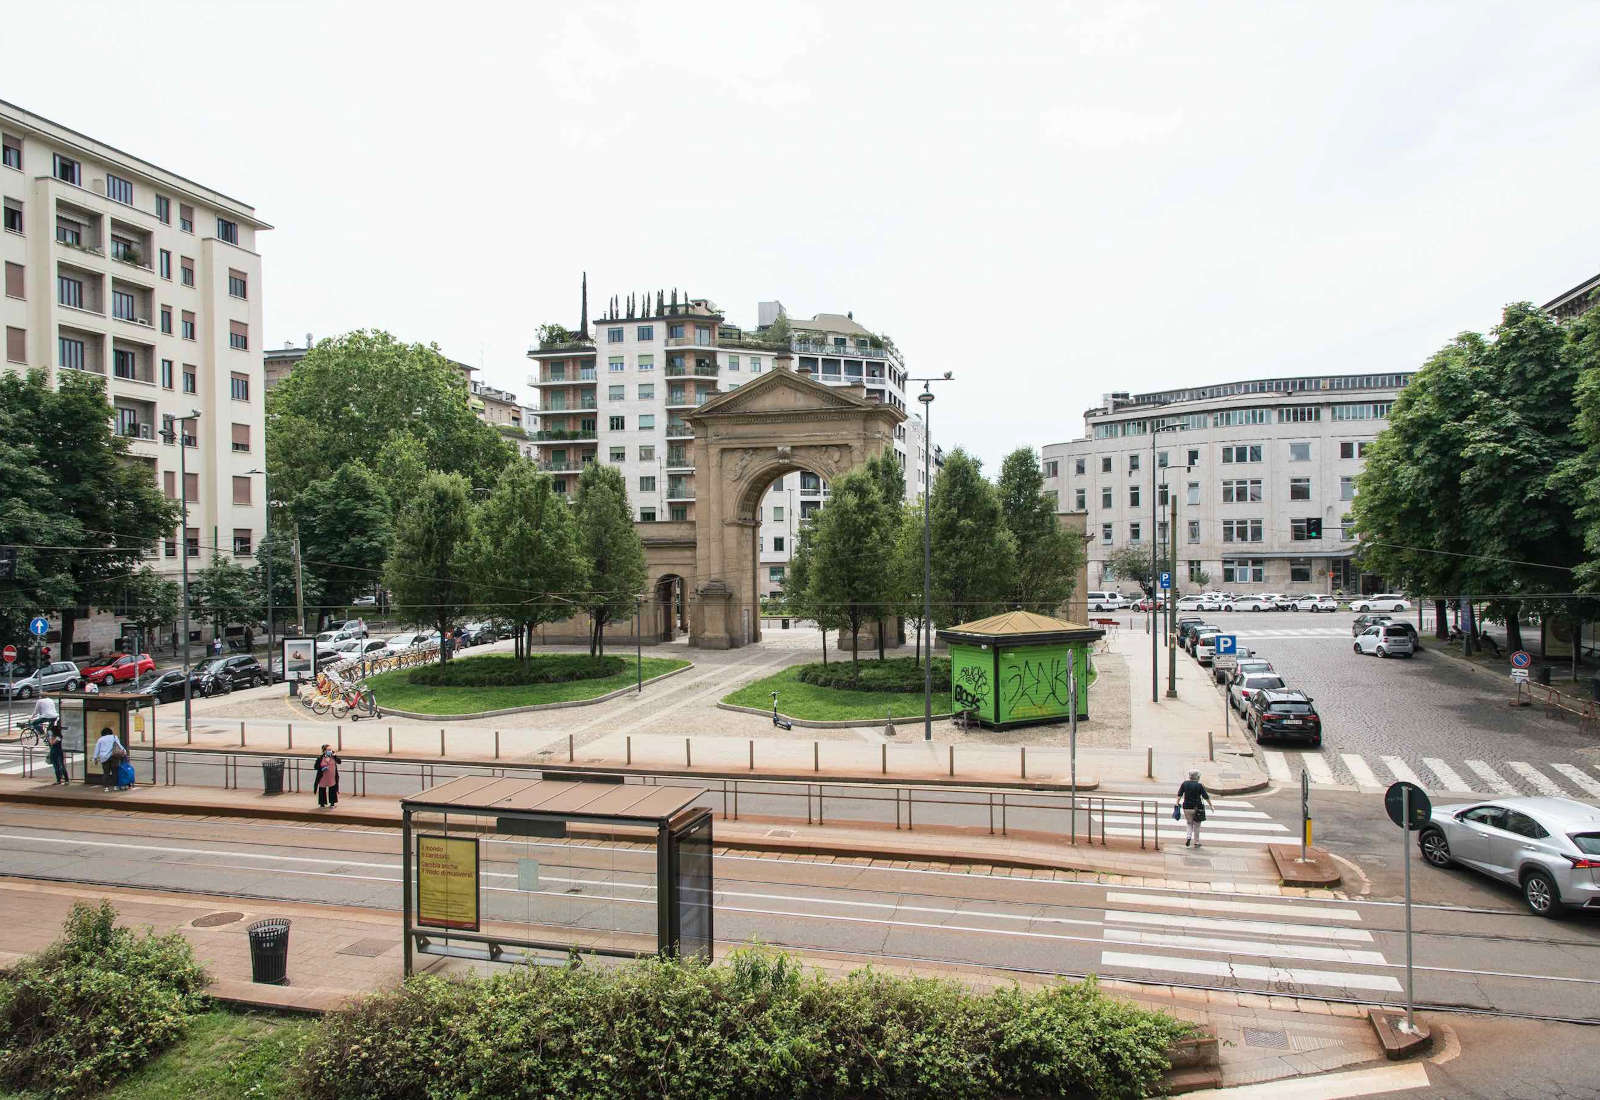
[332,684,379,721]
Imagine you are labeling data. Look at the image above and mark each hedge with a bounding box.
[408,653,625,688]
[797,656,951,693]
[0,901,209,1098]
[294,950,1189,1100]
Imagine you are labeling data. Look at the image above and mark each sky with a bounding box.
[8,1,1600,473]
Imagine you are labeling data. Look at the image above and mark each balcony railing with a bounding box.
[666,485,695,500]
[666,424,693,440]
[665,335,713,348]
[793,337,887,359]
[116,421,153,440]
[532,429,598,442]
[533,338,595,352]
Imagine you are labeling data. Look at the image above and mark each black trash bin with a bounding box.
[247,917,291,985]
[1535,665,1552,686]
[261,758,285,795]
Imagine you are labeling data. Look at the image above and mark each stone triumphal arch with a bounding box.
[656,362,905,649]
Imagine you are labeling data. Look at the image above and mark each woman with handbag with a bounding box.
[315,745,342,808]
[1175,771,1214,848]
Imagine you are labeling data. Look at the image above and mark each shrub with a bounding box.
[293,949,1190,1100]
[0,901,208,1098]
[407,653,624,688]
[796,656,951,693]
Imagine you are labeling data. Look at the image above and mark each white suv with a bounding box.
[1231,594,1276,612]
[1351,593,1412,613]
[1086,591,1130,611]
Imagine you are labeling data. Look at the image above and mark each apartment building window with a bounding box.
[112,348,137,379]
[768,566,785,583]
[52,154,80,185]
[773,536,785,552]
[216,217,238,244]
[1100,487,1113,509]
[112,289,136,321]
[639,476,656,492]
[1289,476,1311,501]
[1157,485,1169,507]
[1212,407,1270,427]
[2,199,21,234]
[728,355,740,371]
[1340,476,1356,500]
[1291,517,1323,540]
[232,529,252,556]
[1220,444,1262,463]
[1100,456,1112,473]
[1187,520,1200,543]
[228,270,247,298]
[1289,559,1313,582]
[1223,558,1265,583]
[1279,405,1321,423]
[182,366,196,394]
[5,326,23,363]
[1289,442,1311,462]
[1129,522,1142,542]
[1330,402,1392,421]
[1074,457,1086,475]
[229,321,248,350]
[1221,519,1263,543]
[608,384,624,400]
[183,472,199,502]
[164,536,177,557]
[609,415,625,431]
[4,261,21,298]
[637,383,653,399]
[1043,459,1059,478]
[160,306,172,334]
[772,505,785,522]
[608,356,624,372]
[163,471,176,498]
[1,134,19,170]
[232,475,252,504]
[671,505,689,521]
[636,325,653,340]
[609,446,626,462]
[637,354,653,371]
[155,195,170,224]
[106,174,134,205]
[161,359,173,389]
[800,499,820,519]
[1188,560,1205,582]
[159,250,171,279]
[750,357,762,373]
[181,311,195,340]
[1157,520,1168,545]
[607,327,624,343]
[231,423,251,453]
[180,258,194,286]
[59,337,84,370]
[1128,453,1140,472]
[1339,441,1371,459]
[1129,485,1140,507]
[639,414,655,429]
[639,445,655,461]
[1101,523,1113,544]
[640,508,656,522]
[1340,513,1355,540]
[1221,479,1262,503]
[1074,488,1086,510]
[57,275,83,309]
[230,372,249,401]
[1187,482,1200,505]
[179,204,193,233]
[1187,448,1200,466]
[552,478,568,494]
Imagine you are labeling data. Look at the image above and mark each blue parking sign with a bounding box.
[1159,571,1171,590]
[1215,634,1237,655]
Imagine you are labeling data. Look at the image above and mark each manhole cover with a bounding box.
[190,911,245,928]
[337,938,396,958]
[1242,1027,1289,1049]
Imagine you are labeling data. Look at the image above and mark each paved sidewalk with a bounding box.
[0,875,1384,1090]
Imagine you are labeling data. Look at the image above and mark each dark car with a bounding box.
[1248,689,1322,746]
[134,669,190,704]
[192,655,267,694]
[1179,621,1219,654]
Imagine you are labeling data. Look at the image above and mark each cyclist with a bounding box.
[22,694,60,744]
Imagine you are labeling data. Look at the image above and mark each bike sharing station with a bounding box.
[398,775,714,977]
[938,611,1104,729]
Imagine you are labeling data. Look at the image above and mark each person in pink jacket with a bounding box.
[315,745,341,808]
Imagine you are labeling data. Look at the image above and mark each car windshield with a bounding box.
[1269,702,1313,714]
[1246,676,1285,689]
[199,659,227,673]
[1571,834,1600,855]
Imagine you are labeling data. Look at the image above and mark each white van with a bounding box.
[1086,591,1130,611]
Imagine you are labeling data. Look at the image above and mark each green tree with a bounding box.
[805,469,893,676]
[253,517,321,636]
[466,459,587,663]
[292,462,392,626]
[265,330,511,504]
[573,463,647,657]
[1102,545,1173,597]
[890,503,929,661]
[386,472,474,660]
[782,514,834,664]
[190,554,258,639]
[1567,301,1600,595]
[997,447,1084,613]
[927,450,1017,628]
[115,567,179,653]
[863,452,907,658]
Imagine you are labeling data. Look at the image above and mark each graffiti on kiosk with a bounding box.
[953,665,990,711]
[1004,656,1073,713]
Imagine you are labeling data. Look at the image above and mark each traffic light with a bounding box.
[1305,518,1322,539]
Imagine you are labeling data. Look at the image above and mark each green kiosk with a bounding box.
[938,611,1104,729]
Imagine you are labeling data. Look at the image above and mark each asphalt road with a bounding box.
[4,802,1600,1021]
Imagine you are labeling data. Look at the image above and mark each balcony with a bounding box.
[110,278,153,327]
[110,341,156,385]
[665,335,713,348]
[113,398,156,441]
[792,337,887,359]
[534,369,598,386]
[666,482,695,501]
[666,422,693,440]
[540,396,598,412]
[532,429,598,443]
[530,337,595,353]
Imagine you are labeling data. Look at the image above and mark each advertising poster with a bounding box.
[416,835,480,931]
[282,638,316,683]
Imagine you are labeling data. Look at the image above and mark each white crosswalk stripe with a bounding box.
[1507,762,1565,798]
[1271,749,1600,801]
[1341,753,1381,789]
[1421,758,1473,792]
[1549,763,1600,798]
[1299,752,1336,785]
[1263,750,1294,782]
[1466,759,1519,795]
[1380,756,1424,788]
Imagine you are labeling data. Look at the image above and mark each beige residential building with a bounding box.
[0,99,269,656]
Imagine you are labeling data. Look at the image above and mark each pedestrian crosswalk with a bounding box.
[1230,627,1353,640]
[1261,746,1600,800]
[1094,795,1291,850]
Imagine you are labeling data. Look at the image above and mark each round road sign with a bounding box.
[1510,650,1532,669]
[1385,781,1432,831]
[2,645,14,664]
[28,616,48,637]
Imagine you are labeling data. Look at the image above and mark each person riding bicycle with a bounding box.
[22,694,60,742]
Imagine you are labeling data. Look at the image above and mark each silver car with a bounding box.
[1354,623,1414,658]
[1419,796,1600,916]
[1,661,82,698]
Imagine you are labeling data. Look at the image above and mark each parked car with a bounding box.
[1294,594,1339,612]
[1132,596,1167,612]
[1247,688,1322,746]
[1195,631,1226,666]
[1230,672,1286,713]
[1417,796,1600,916]
[1351,613,1394,637]
[1,661,82,698]
[1086,591,1131,612]
[81,652,155,686]
[351,595,378,607]
[1354,624,1414,658]
[460,622,498,645]
[1182,622,1220,654]
[1212,647,1259,684]
[1351,593,1412,613]
[1265,593,1297,611]
[1230,594,1276,612]
[1175,595,1207,612]
[379,631,436,656]
[316,627,364,647]
[352,638,389,657]
[1227,658,1276,686]
[132,669,189,704]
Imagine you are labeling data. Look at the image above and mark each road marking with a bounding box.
[1188,1063,1429,1098]
[1465,759,1518,794]
[1549,763,1600,798]
[1299,753,1336,785]
[1104,827,1292,847]
[1103,891,1362,921]
[1380,756,1424,787]
[1421,758,1473,792]
[1100,928,1387,965]
[1340,754,1381,789]
[1263,750,1294,781]
[1098,950,1403,992]
[1507,762,1564,798]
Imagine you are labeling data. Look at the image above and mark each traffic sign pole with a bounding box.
[1300,769,1310,862]
[3,646,13,741]
[1402,784,1415,1034]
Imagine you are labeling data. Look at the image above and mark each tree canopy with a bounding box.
[927,449,1016,628]
[573,463,647,657]
[386,472,474,658]
[997,447,1083,613]
[804,468,894,674]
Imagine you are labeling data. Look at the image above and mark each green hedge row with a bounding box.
[407,653,625,688]
[294,950,1189,1100]
[797,656,951,693]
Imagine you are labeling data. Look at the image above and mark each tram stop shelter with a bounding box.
[399,775,712,976]
[50,691,158,785]
[938,611,1104,729]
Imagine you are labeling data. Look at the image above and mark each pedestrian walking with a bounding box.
[315,744,341,808]
[1175,770,1214,848]
[47,728,68,784]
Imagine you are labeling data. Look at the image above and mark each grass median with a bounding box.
[365,653,690,715]
[723,663,955,721]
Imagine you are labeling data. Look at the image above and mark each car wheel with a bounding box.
[1522,870,1562,917]
[16,685,33,699]
[1419,828,1452,868]
[64,679,79,692]
[1377,646,1388,658]
[1353,643,1362,653]
[1310,736,1322,747]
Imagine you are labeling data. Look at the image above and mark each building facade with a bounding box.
[1544,271,1600,323]
[1041,373,1413,596]
[1,99,269,655]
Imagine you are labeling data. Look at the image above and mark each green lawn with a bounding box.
[367,655,690,715]
[723,664,954,721]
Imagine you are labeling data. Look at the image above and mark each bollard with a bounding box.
[440,729,445,757]
[286,724,292,750]
[1147,746,1153,778]
[813,741,819,772]
[568,733,574,763]
[1021,746,1027,780]
[1208,730,1215,761]
[494,730,500,759]
[388,726,393,754]
[881,742,887,775]
[240,721,246,747]
[337,725,343,753]
[626,735,631,766]
[948,744,954,777]
[749,740,754,771]
[685,738,692,767]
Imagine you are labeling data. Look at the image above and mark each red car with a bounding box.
[1133,597,1167,612]
[82,652,155,685]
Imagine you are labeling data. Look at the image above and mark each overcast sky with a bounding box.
[10,1,1600,473]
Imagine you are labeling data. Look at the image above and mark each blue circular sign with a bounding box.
[28,616,48,637]
[1510,650,1531,669]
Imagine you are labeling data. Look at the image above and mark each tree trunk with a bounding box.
[914,618,921,662]
[821,626,828,665]
[1504,613,1524,655]
[1433,599,1449,640]
[596,615,605,658]
[876,617,885,663]
[850,610,860,679]
[59,609,78,657]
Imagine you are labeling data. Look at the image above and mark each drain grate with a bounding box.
[190,911,245,928]
[1242,1027,1289,1049]
[337,938,395,958]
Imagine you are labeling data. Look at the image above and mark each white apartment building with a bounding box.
[1,99,269,655]
[1041,372,1413,596]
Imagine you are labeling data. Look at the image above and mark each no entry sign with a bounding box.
[1,645,14,664]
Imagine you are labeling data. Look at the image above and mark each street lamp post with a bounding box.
[247,467,273,685]
[911,373,953,742]
[162,411,201,738]
[1149,422,1179,703]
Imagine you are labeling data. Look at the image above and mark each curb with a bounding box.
[1268,843,1342,887]
[716,701,955,728]
[352,663,694,721]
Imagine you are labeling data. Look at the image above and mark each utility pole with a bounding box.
[162,411,201,738]
[292,523,305,636]
[249,467,274,683]
[911,373,953,741]
[1167,490,1179,697]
